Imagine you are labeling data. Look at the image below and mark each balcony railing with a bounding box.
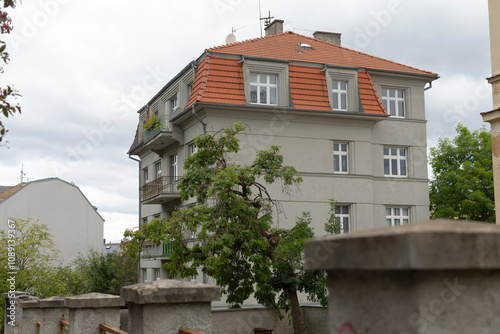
[143,114,172,144]
[163,241,176,255]
[140,176,182,203]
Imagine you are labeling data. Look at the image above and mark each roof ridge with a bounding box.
[291,32,436,76]
[208,31,292,51]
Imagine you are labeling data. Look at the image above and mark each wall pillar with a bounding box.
[64,293,125,334]
[3,292,29,334]
[19,298,40,334]
[37,296,68,334]
[304,219,500,333]
[121,279,220,334]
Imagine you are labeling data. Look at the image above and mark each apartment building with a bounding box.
[128,20,438,282]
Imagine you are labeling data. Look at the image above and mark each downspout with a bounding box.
[192,105,206,135]
[128,153,142,283]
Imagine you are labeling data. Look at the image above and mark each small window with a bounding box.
[331,80,348,111]
[382,88,405,118]
[142,269,148,283]
[386,207,410,226]
[154,269,161,281]
[171,97,178,114]
[333,142,349,174]
[170,153,178,179]
[335,205,350,234]
[143,167,149,185]
[250,74,278,105]
[155,161,161,179]
[189,144,198,156]
[383,147,407,177]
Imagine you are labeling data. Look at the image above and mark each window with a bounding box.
[154,269,161,281]
[333,143,349,173]
[190,274,197,283]
[382,88,405,118]
[143,167,149,185]
[331,80,348,111]
[189,144,198,156]
[170,97,178,114]
[170,153,178,179]
[142,269,148,283]
[386,207,410,226]
[155,161,161,179]
[242,59,289,107]
[324,68,358,112]
[384,147,407,177]
[250,74,278,105]
[335,205,350,234]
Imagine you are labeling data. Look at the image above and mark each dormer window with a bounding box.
[324,68,358,112]
[382,88,405,118]
[242,59,289,107]
[331,80,348,111]
[250,74,278,105]
[171,97,178,114]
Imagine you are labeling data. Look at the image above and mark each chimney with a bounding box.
[313,31,342,46]
[265,19,284,36]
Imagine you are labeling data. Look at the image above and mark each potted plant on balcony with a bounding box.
[143,115,161,131]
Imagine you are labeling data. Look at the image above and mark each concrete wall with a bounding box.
[0,178,104,265]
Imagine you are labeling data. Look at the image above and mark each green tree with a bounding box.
[145,123,326,334]
[0,0,21,144]
[0,219,69,328]
[429,124,494,222]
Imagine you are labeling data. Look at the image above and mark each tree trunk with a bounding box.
[285,287,308,334]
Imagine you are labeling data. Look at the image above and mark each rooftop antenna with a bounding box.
[225,25,246,44]
[259,5,273,37]
[19,164,26,183]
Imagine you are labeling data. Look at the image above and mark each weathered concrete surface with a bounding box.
[19,297,40,334]
[304,219,500,333]
[65,293,123,334]
[305,219,500,271]
[121,279,221,304]
[121,279,220,334]
[37,296,68,334]
[3,291,29,334]
[212,307,293,334]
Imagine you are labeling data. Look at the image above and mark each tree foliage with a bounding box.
[429,124,494,222]
[0,0,21,143]
[144,123,326,334]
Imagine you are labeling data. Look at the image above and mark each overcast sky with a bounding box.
[0,0,493,242]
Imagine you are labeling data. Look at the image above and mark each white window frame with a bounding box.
[155,161,161,179]
[189,144,198,156]
[383,147,407,177]
[335,205,350,234]
[250,74,278,105]
[331,80,348,111]
[143,167,149,185]
[242,59,289,107]
[171,96,178,114]
[386,207,410,226]
[324,68,358,112]
[154,269,161,281]
[170,153,178,179]
[382,88,405,118]
[333,142,349,174]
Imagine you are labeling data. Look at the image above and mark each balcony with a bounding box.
[142,114,182,154]
[140,176,182,204]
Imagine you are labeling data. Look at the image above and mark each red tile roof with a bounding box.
[358,71,386,115]
[209,32,437,76]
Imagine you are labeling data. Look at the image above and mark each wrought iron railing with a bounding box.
[143,114,172,143]
[140,176,182,202]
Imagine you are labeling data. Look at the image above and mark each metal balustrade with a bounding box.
[140,176,182,202]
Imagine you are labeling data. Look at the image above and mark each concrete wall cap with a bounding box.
[121,279,221,304]
[37,296,66,308]
[19,297,39,309]
[64,293,125,308]
[304,219,500,271]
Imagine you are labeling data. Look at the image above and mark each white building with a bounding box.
[0,178,104,265]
